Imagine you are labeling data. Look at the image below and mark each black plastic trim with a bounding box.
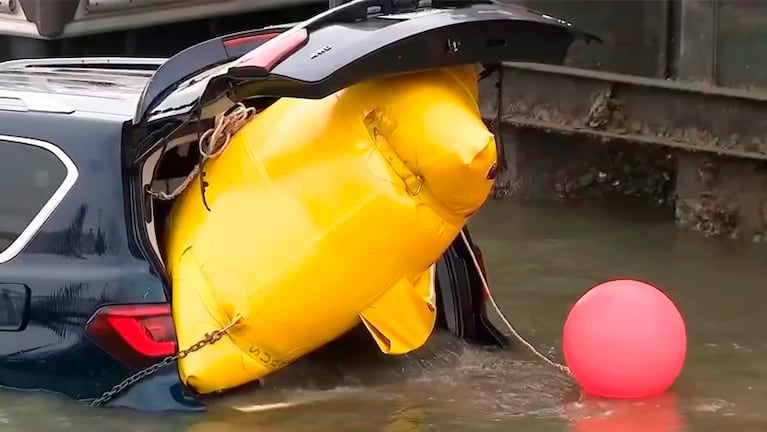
[131,0,597,131]
[436,229,508,347]
[133,27,289,125]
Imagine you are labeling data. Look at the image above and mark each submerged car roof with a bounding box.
[0,57,164,119]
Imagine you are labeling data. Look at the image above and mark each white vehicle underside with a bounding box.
[0,0,323,39]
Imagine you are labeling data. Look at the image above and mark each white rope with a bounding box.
[459,230,573,377]
[146,103,257,201]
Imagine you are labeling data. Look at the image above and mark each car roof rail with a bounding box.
[0,57,167,71]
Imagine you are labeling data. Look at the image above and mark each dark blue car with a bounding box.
[0,0,587,413]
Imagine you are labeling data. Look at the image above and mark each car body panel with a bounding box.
[0,65,506,410]
[0,110,168,400]
[106,361,205,412]
[0,0,591,411]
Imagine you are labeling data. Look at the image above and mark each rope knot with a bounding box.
[146,103,257,201]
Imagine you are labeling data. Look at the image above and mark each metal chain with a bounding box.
[90,316,242,407]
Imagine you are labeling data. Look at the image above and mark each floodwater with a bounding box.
[1,199,766,431]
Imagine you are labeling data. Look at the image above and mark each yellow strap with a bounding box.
[363,108,460,225]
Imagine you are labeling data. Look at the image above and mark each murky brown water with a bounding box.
[1,199,766,431]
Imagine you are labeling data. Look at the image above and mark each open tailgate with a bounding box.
[130,0,596,161]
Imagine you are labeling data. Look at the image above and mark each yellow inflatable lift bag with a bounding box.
[164,65,497,394]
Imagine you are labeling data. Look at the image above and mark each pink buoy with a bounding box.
[562,279,687,399]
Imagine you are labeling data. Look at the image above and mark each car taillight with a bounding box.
[229,28,309,77]
[223,32,281,48]
[85,304,177,369]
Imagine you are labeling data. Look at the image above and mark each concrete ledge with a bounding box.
[480,65,767,240]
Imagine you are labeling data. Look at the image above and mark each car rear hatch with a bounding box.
[125,0,597,163]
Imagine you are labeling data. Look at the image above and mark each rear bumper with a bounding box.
[105,360,205,413]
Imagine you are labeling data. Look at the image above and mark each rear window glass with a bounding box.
[0,139,70,261]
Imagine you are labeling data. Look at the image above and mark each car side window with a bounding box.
[0,138,75,263]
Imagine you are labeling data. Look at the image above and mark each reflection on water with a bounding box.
[564,394,685,432]
[1,199,766,431]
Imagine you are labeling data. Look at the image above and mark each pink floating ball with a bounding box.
[562,279,687,399]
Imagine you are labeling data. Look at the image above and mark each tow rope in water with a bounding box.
[459,230,573,377]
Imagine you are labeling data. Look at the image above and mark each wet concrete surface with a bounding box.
[0,199,765,431]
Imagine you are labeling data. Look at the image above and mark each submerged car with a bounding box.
[0,0,589,412]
